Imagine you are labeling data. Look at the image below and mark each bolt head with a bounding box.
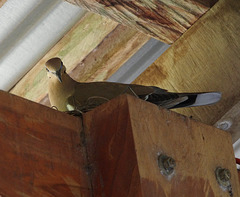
[219,168,231,182]
[216,119,232,130]
[158,154,176,176]
[215,167,231,188]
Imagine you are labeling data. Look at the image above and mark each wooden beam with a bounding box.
[10,12,149,107]
[134,0,240,126]
[84,94,240,196]
[65,0,217,44]
[69,24,150,82]
[0,90,90,196]
[0,0,7,8]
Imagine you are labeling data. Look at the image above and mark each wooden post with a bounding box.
[83,94,240,196]
[0,90,239,196]
[0,90,91,196]
[65,0,217,44]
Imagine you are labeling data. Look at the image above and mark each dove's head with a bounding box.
[45,57,66,83]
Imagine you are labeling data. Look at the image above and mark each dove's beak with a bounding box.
[55,70,62,83]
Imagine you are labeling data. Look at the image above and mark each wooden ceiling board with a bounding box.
[65,0,218,44]
[69,24,150,82]
[66,0,217,44]
[134,0,240,126]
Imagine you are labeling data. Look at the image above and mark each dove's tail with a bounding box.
[146,92,222,109]
[169,92,222,109]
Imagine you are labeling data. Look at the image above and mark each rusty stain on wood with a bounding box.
[65,0,218,43]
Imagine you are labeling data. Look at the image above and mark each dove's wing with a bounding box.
[66,82,159,111]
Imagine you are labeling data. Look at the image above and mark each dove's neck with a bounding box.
[48,73,76,111]
[61,73,76,90]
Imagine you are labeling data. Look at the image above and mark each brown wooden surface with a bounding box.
[69,24,150,82]
[0,90,90,196]
[127,95,239,197]
[65,0,217,44]
[84,94,240,196]
[84,94,141,196]
[134,0,240,128]
[10,12,149,107]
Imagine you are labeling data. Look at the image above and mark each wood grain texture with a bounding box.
[84,94,141,196]
[0,90,90,196]
[134,0,240,126]
[70,24,150,82]
[83,94,240,196]
[65,0,217,44]
[126,95,239,197]
[0,0,7,7]
[10,12,148,107]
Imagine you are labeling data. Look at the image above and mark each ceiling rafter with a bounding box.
[65,0,218,43]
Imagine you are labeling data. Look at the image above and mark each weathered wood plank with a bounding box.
[10,12,149,107]
[65,0,217,44]
[0,0,7,8]
[0,90,90,196]
[83,94,240,196]
[70,24,150,82]
[134,0,240,126]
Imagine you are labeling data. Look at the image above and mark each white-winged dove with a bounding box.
[45,57,221,112]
